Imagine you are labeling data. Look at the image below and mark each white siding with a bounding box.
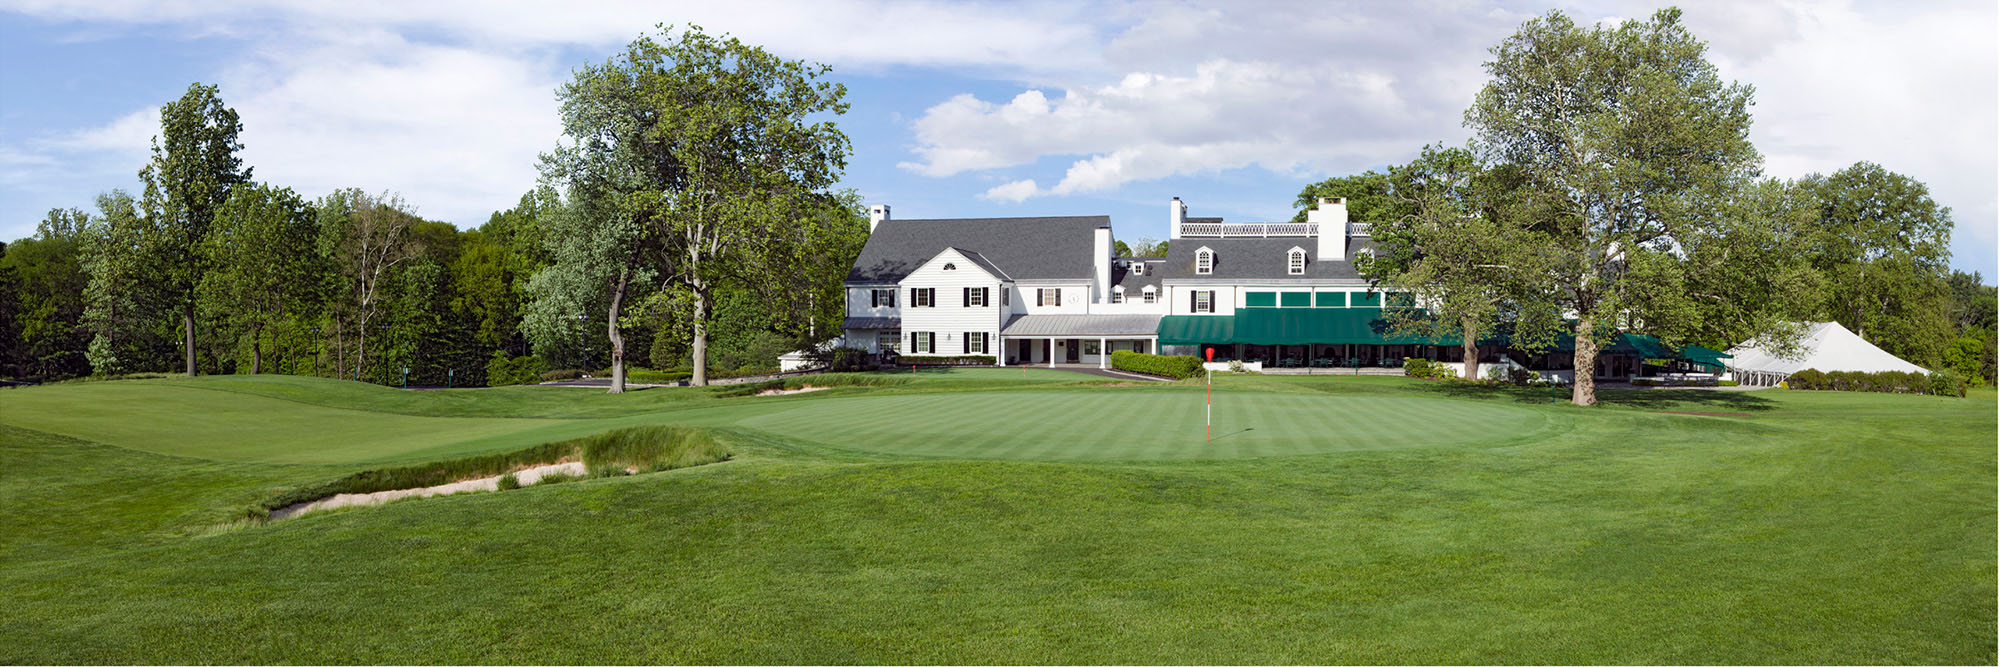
[899,249,1006,355]
[1013,283,1090,315]
[846,286,899,318]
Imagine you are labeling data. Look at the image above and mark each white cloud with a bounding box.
[979,179,1039,203]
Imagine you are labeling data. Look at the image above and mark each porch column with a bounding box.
[1099,337,1108,369]
[997,337,1006,366]
[1048,338,1055,368]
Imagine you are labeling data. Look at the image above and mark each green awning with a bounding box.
[1158,315,1236,345]
[1158,310,1442,345]
[1680,345,1732,364]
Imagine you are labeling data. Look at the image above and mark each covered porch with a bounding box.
[998,314,1162,369]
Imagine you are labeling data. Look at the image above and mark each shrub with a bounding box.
[1111,350,1203,379]
[1717,379,1739,387]
[485,352,548,387]
[1227,360,1246,373]
[896,355,995,367]
[1929,369,1968,398]
[1483,364,1511,383]
[1402,357,1453,380]
[1788,368,1826,390]
[828,347,875,372]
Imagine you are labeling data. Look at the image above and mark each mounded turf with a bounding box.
[738,390,1551,459]
[0,372,1992,663]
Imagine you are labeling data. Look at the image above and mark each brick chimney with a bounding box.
[1168,196,1186,239]
[869,204,890,232]
[1308,197,1348,261]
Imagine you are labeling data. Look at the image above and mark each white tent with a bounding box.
[1726,321,1929,386]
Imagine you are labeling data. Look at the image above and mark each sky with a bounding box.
[1,0,1995,276]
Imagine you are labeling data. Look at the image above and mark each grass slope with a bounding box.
[0,374,1991,663]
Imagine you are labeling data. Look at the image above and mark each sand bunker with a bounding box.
[269,461,588,520]
[757,385,829,396]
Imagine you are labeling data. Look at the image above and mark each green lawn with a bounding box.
[0,373,1991,663]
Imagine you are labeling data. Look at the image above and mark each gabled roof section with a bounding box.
[1113,259,1163,291]
[846,216,1108,284]
[915,247,1010,281]
[1158,237,1376,281]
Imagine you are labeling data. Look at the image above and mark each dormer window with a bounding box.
[1142,286,1158,304]
[1287,247,1307,275]
[1195,247,1214,275]
[1131,263,1145,276]
[1111,286,1125,304]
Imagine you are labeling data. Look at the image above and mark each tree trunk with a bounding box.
[334,322,345,380]
[1572,316,1598,406]
[606,267,630,394]
[1461,316,1479,381]
[691,286,709,387]
[356,322,368,383]
[182,306,196,377]
[251,325,262,375]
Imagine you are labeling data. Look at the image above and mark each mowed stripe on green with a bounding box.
[0,383,578,464]
[735,390,1547,460]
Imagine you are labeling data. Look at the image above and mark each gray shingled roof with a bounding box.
[842,316,901,330]
[1001,314,1163,337]
[1112,258,1164,292]
[1157,237,1376,281]
[846,216,1107,284]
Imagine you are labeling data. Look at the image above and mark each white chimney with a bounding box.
[1093,225,1113,303]
[1168,196,1186,239]
[1308,197,1348,261]
[869,204,890,232]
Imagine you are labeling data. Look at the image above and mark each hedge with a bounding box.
[1111,350,1204,379]
[1787,368,1965,397]
[1402,357,1453,379]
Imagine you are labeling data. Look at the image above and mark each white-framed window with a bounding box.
[1131,263,1145,276]
[964,331,989,355]
[1193,290,1214,313]
[1195,247,1214,275]
[1143,286,1158,304]
[1288,247,1307,275]
[878,331,900,352]
[1084,340,1101,355]
[911,288,934,308]
[1111,286,1125,304]
[964,286,987,307]
[1038,288,1061,307]
[870,288,896,308]
[1002,288,1010,306]
[911,331,934,354]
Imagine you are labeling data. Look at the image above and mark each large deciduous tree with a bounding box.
[1361,145,1554,381]
[199,183,320,374]
[534,25,851,391]
[1799,162,1955,366]
[140,82,251,377]
[1467,8,1798,406]
[0,209,94,379]
[319,189,417,381]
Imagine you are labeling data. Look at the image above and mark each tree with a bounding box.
[199,183,319,374]
[1112,240,1130,257]
[82,190,178,376]
[534,25,850,391]
[319,189,417,381]
[1467,9,1797,406]
[1291,170,1412,223]
[1799,162,1955,366]
[1126,236,1168,258]
[0,209,94,379]
[1945,271,1997,333]
[139,82,252,377]
[1361,145,1552,381]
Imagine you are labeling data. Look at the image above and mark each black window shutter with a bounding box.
[1190,290,1197,312]
[1054,289,1061,307]
[982,287,990,305]
[962,332,969,354]
[962,287,970,307]
[871,290,880,307]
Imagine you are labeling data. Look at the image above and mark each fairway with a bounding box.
[737,390,1550,460]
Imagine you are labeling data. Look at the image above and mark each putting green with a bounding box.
[735,390,1550,460]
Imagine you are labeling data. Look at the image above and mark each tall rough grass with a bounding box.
[250,426,733,519]
[711,373,908,398]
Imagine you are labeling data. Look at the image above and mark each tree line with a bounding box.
[0,26,866,389]
[1291,8,1996,403]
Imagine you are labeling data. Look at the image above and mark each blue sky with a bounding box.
[2,0,1994,276]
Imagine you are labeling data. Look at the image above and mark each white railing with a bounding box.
[1178,223,1317,238]
[1348,223,1371,236]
